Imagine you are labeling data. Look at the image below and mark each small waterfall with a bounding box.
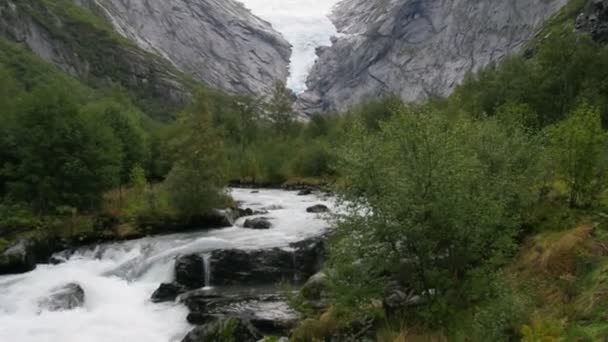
[203,254,211,288]
[291,250,300,283]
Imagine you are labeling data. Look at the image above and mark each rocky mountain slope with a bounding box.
[0,0,291,119]
[297,0,570,114]
[85,0,291,96]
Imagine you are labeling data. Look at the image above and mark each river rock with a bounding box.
[306,204,330,213]
[243,217,272,229]
[151,283,188,303]
[181,316,261,342]
[38,283,85,312]
[0,240,36,275]
[289,236,326,281]
[297,189,313,196]
[175,254,206,289]
[181,289,299,336]
[209,249,294,286]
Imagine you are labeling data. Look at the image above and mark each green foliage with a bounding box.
[164,91,228,217]
[545,104,607,208]
[5,82,122,211]
[330,104,540,325]
[266,81,297,135]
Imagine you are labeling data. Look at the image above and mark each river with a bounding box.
[0,188,334,342]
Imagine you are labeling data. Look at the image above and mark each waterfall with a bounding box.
[203,254,211,288]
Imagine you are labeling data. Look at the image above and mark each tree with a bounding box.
[546,103,607,207]
[266,81,296,135]
[330,105,539,323]
[165,90,227,218]
[82,99,149,184]
[7,83,122,211]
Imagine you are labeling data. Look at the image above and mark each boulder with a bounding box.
[175,254,206,289]
[181,289,299,336]
[209,249,294,286]
[207,237,326,286]
[0,240,36,275]
[38,283,85,312]
[382,281,424,318]
[289,236,326,281]
[306,204,330,213]
[301,272,329,311]
[297,189,313,196]
[181,316,261,342]
[151,283,188,303]
[243,217,272,230]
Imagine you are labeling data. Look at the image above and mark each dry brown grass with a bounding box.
[518,224,597,278]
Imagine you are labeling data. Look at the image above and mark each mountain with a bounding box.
[0,0,290,119]
[85,0,291,96]
[296,0,571,114]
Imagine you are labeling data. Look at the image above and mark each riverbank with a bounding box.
[0,188,335,341]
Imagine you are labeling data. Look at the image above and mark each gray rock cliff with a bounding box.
[88,0,291,96]
[297,0,570,114]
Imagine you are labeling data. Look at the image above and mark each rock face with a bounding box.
[297,0,569,114]
[175,254,206,289]
[181,316,261,342]
[208,237,325,286]
[576,0,608,42]
[38,283,85,312]
[89,0,291,96]
[0,241,36,275]
[180,289,300,336]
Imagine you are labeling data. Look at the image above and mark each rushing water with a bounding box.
[237,0,342,94]
[0,188,334,342]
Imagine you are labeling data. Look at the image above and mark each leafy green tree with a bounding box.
[546,103,607,207]
[7,83,122,211]
[330,105,539,324]
[266,82,296,135]
[82,99,149,184]
[165,90,227,218]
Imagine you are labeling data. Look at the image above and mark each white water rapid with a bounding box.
[0,188,334,342]
[237,0,342,94]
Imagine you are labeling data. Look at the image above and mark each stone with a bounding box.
[297,189,313,196]
[306,204,330,213]
[208,238,324,286]
[38,283,85,312]
[180,289,299,336]
[175,254,206,289]
[296,0,569,115]
[243,217,272,229]
[151,283,188,303]
[181,316,261,342]
[0,240,36,275]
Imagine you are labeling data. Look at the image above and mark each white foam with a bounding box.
[0,188,334,341]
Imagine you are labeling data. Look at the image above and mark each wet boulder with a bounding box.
[151,283,188,303]
[289,236,326,281]
[243,217,272,229]
[209,249,294,286]
[0,240,36,275]
[175,254,206,289]
[181,316,261,342]
[181,289,299,336]
[306,204,330,213]
[38,283,85,312]
[297,189,313,196]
